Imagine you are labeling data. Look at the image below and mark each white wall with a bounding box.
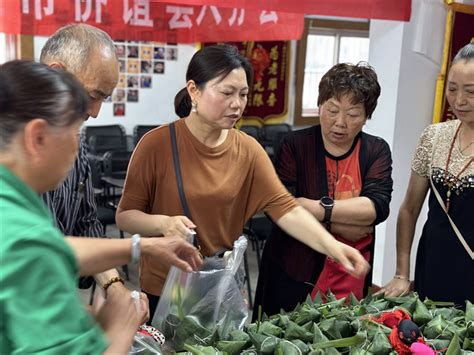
[34,36,196,134]
[365,0,447,286]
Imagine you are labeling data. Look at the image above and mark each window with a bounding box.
[294,19,370,126]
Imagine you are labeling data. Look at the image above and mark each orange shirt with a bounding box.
[119,119,298,295]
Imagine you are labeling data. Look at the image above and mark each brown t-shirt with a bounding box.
[119,119,298,295]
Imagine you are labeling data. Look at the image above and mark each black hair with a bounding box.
[317,62,381,119]
[174,44,253,118]
[0,60,89,148]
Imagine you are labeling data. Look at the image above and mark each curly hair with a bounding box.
[317,62,381,119]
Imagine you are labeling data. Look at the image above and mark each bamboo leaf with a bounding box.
[446,334,461,355]
[413,298,432,325]
[311,332,366,349]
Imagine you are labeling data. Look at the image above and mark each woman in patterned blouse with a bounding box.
[381,43,474,306]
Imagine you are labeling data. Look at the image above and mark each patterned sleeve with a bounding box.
[411,124,437,178]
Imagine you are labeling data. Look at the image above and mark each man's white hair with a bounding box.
[40,24,117,73]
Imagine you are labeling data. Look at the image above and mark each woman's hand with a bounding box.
[327,241,370,278]
[376,277,411,297]
[142,235,203,272]
[97,289,148,354]
[161,216,196,239]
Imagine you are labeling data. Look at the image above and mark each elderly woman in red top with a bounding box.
[254,62,393,318]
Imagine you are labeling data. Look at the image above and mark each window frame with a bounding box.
[294,18,370,127]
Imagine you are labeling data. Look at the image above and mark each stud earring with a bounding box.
[191,100,198,113]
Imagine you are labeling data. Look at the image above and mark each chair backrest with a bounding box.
[262,124,291,142]
[103,150,132,179]
[133,124,160,146]
[82,124,125,141]
[88,135,128,155]
[239,125,261,141]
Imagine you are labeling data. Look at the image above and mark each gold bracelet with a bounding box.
[393,274,410,281]
[103,276,124,292]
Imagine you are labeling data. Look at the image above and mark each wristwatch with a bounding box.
[319,196,335,223]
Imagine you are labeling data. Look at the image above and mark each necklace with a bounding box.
[444,122,474,212]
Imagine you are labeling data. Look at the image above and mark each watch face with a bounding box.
[320,196,334,207]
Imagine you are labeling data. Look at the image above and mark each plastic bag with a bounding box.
[152,236,248,352]
[128,325,165,354]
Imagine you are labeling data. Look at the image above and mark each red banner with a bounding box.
[203,41,290,122]
[0,0,303,42]
[152,0,412,21]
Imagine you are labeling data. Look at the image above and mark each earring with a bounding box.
[191,100,197,113]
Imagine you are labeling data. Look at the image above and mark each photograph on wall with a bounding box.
[127,45,139,58]
[140,45,152,60]
[153,61,165,74]
[117,74,126,88]
[127,59,139,74]
[113,103,125,116]
[127,89,139,102]
[119,59,126,73]
[141,60,152,74]
[127,75,139,88]
[112,88,126,102]
[140,76,152,88]
[116,44,125,58]
[166,47,178,61]
[154,46,165,59]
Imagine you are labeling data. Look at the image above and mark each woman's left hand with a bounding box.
[329,242,370,278]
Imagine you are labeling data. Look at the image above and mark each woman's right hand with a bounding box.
[97,290,148,354]
[328,241,370,279]
[161,216,196,239]
[377,277,411,297]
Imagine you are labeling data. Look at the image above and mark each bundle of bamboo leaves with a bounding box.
[174,291,474,354]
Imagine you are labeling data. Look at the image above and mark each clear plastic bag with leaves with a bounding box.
[151,236,248,352]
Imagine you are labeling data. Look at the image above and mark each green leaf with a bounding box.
[229,330,250,343]
[349,292,361,306]
[248,331,280,353]
[313,323,329,342]
[446,334,461,355]
[309,348,341,355]
[291,339,310,353]
[311,332,366,349]
[413,298,432,325]
[312,291,323,305]
[326,289,338,302]
[366,329,392,354]
[463,337,474,351]
[183,344,224,354]
[423,315,454,339]
[319,318,342,339]
[285,321,313,343]
[274,340,303,355]
[466,300,474,322]
[258,321,283,337]
[425,338,451,351]
[294,304,322,325]
[216,340,248,355]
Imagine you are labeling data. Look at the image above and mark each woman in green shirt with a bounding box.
[0,61,201,354]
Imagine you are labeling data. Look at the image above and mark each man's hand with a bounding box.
[142,236,203,272]
[161,216,196,239]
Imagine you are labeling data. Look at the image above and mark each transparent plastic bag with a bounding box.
[128,325,165,354]
[151,236,248,352]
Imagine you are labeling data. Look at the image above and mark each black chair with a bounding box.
[261,124,292,157]
[239,125,261,141]
[83,124,126,141]
[134,124,160,146]
[103,150,132,179]
[88,134,128,157]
